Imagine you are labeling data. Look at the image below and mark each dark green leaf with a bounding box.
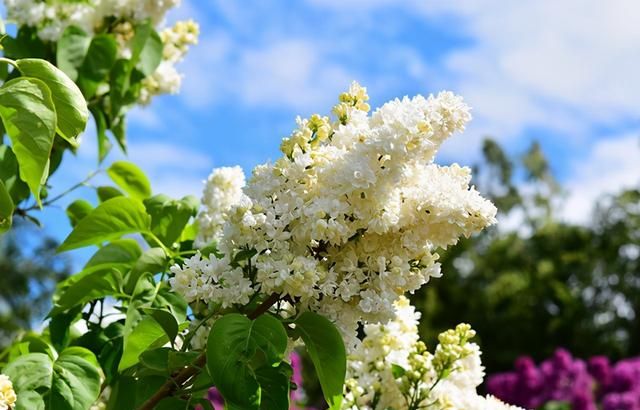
[0,77,56,204]
[107,160,151,200]
[295,312,346,410]
[90,106,112,162]
[155,397,188,410]
[49,347,101,410]
[16,58,89,145]
[255,363,292,410]
[119,310,169,371]
[0,145,30,204]
[206,314,288,409]
[78,34,118,99]
[2,26,46,59]
[58,196,151,252]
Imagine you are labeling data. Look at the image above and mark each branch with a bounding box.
[136,293,280,410]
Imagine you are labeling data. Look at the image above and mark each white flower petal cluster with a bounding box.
[195,166,246,248]
[4,0,179,42]
[4,0,198,104]
[169,252,253,311]
[220,82,496,345]
[0,374,16,410]
[343,298,523,410]
[173,82,495,347]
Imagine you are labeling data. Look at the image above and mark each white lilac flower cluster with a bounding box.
[4,0,179,42]
[171,82,497,347]
[0,374,16,410]
[342,297,523,410]
[194,166,246,248]
[138,19,199,104]
[3,0,198,104]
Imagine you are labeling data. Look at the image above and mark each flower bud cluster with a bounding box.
[343,297,523,410]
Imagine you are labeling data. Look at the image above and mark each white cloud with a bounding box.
[180,34,354,111]
[562,134,640,224]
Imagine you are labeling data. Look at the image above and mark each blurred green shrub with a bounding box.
[415,138,640,373]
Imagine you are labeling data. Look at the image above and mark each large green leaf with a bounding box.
[0,77,56,204]
[0,179,14,233]
[3,353,53,393]
[16,58,88,145]
[144,194,199,246]
[206,314,288,410]
[49,347,102,410]
[295,312,346,410]
[255,363,292,410]
[3,348,100,410]
[58,196,151,252]
[56,26,91,81]
[77,34,118,99]
[107,160,151,200]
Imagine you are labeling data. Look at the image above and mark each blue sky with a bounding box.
[28,0,640,263]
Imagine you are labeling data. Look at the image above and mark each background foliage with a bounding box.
[416,139,640,374]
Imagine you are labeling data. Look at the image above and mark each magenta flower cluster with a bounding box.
[488,349,640,410]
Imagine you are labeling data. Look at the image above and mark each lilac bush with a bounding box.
[488,349,640,410]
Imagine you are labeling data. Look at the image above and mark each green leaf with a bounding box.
[49,307,82,352]
[66,199,93,227]
[155,397,188,410]
[16,58,89,145]
[119,311,169,371]
[85,238,142,268]
[255,363,292,410]
[14,391,45,410]
[58,196,151,252]
[107,160,151,200]
[49,347,101,410]
[2,26,46,60]
[0,77,56,204]
[124,247,167,294]
[142,308,179,346]
[96,186,124,202]
[51,265,126,314]
[144,194,199,246]
[109,59,132,121]
[295,312,346,410]
[391,363,406,379]
[0,179,14,233]
[90,106,112,162]
[0,145,30,204]
[77,34,118,99]
[56,25,91,81]
[206,314,288,409]
[3,353,53,393]
[131,22,163,76]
